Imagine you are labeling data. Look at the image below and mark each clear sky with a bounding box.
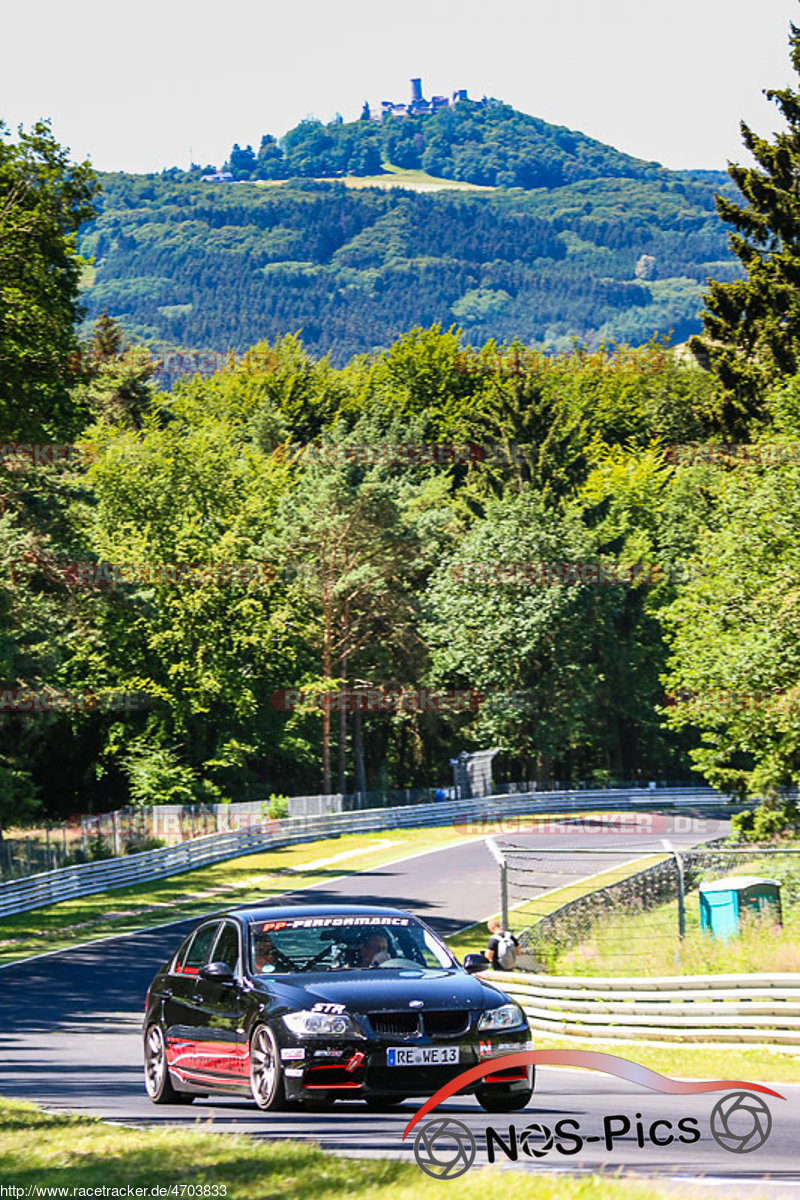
[2,0,799,174]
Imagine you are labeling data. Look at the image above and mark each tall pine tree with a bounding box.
[690,23,800,435]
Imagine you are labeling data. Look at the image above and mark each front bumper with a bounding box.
[278,1028,532,1100]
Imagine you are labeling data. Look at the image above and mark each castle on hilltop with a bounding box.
[363,78,484,122]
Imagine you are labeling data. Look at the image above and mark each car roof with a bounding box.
[227,903,417,925]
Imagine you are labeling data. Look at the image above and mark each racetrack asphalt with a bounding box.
[1,814,798,1195]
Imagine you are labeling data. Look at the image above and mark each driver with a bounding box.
[358,929,391,968]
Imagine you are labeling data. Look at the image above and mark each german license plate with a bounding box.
[386,1046,459,1066]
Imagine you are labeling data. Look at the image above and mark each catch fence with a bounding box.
[488,840,800,977]
[0,827,77,880]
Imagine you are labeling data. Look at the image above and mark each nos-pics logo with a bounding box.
[403,1050,782,1180]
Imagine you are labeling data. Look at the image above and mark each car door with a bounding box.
[188,920,250,1088]
[162,920,221,1088]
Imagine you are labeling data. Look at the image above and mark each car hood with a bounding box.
[257,968,508,1012]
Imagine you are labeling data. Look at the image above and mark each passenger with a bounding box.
[358,929,391,968]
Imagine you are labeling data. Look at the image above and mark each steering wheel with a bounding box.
[376,956,420,968]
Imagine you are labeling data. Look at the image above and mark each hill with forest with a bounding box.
[216,97,667,188]
[76,99,741,365]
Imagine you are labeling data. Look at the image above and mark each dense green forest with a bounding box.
[218,99,666,188]
[78,167,738,366]
[7,26,800,839]
[0,312,723,821]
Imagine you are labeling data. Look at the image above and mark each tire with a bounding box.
[476,1067,535,1113]
[303,1093,336,1110]
[250,1024,288,1111]
[144,1023,189,1105]
[364,1095,406,1109]
[476,1087,533,1113]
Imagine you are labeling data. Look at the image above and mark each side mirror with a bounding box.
[463,953,489,974]
[200,961,235,984]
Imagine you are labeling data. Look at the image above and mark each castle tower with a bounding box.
[410,77,423,102]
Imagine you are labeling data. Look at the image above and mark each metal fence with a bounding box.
[487,840,800,977]
[77,777,706,846]
[78,791,440,847]
[0,778,704,880]
[0,830,76,880]
[0,786,730,918]
[285,788,437,818]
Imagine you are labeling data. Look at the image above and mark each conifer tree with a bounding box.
[91,310,124,361]
[690,23,800,434]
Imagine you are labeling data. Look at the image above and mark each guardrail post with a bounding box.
[500,858,509,931]
[485,836,509,928]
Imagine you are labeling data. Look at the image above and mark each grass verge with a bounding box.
[444,847,800,1082]
[0,1096,726,1199]
[527,1034,800,1084]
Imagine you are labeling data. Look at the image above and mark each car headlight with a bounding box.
[477,1003,525,1031]
[282,1010,363,1038]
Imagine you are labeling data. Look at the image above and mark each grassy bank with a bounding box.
[445,848,800,1083]
[0,1097,730,1199]
[256,164,495,192]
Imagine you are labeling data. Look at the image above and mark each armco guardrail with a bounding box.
[490,970,800,1045]
[0,786,732,919]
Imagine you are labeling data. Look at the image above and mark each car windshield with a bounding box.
[247,914,456,975]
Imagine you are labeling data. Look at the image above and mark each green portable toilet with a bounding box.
[699,876,782,940]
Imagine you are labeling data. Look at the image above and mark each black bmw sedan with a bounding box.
[143,903,533,1112]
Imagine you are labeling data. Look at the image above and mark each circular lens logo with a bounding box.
[519,1122,554,1158]
[710,1091,772,1154]
[413,1118,477,1179]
